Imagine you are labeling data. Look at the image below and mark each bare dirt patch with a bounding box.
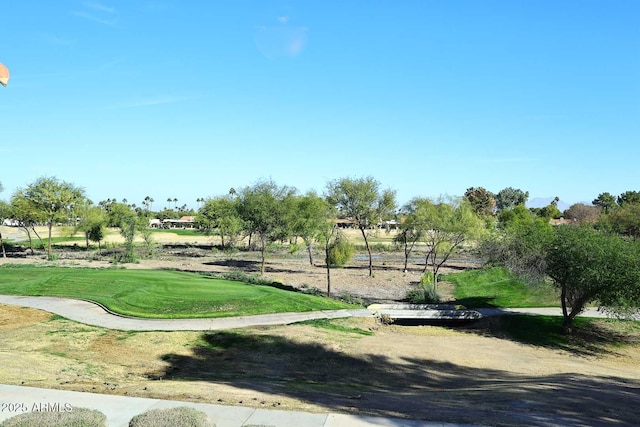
[1,305,639,426]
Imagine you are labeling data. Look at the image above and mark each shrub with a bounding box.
[128,406,214,427]
[1,407,107,427]
[405,273,441,303]
[327,238,355,267]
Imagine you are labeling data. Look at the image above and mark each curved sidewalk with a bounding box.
[0,295,373,331]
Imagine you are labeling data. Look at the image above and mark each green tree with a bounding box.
[238,180,297,275]
[546,225,640,331]
[495,187,529,212]
[75,201,107,251]
[464,187,496,217]
[592,192,617,213]
[20,176,85,259]
[317,220,343,297]
[601,203,640,237]
[197,195,244,248]
[104,202,137,262]
[291,192,331,266]
[394,200,425,272]
[617,190,640,206]
[415,198,484,292]
[326,176,396,277]
[535,197,562,220]
[9,190,46,254]
[482,207,554,283]
[0,200,10,258]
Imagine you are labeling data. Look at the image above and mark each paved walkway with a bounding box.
[0,384,478,427]
[0,295,624,332]
[0,295,374,331]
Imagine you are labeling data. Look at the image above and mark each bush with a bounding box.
[128,406,214,427]
[405,273,441,303]
[1,407,107,427]
[328,238,355,267]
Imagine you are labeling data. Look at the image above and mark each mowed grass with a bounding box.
[446,267,559,308]
[0,265,353,318]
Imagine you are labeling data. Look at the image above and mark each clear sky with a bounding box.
[1,1,638,210]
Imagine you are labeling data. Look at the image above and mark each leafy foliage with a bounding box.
[464,187,496,217]
[327,237,355,267]
[546,225,640,329]
[495,187,529,212]
[326,176,396,276]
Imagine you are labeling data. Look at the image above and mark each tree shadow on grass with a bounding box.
[154,329,640,426]
[453,296,500,308]
[460,315,640,357]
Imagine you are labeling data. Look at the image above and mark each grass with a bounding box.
[299,318,373,335]
[0,265,353,318]
[150,228,205,236]
[478,315,640,355]
[445,266,559,308]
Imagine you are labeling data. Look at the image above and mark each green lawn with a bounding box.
[445,267,559,308]
[0,265,353,318]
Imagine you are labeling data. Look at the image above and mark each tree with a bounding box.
[20,176,85,258]
[142,196,154,212]
[617,190,640,206]
[482,206,554,283]
[9,190,46,254]
[464,187,496,217]
[601,203,640,237]
[413,197,484,291]
[495,187,529,212]
[237,180,297,275]
[317,218,342,297]
[546,225,640,331]
[197,195,244,248]
[291,192,331,266]
[394,200,425,272]
[326,177,396,277]
[0,200,10,258]
[592,192,617,213]
[75,201,107,251]
[563,203,601,224]
[535,196,562,220]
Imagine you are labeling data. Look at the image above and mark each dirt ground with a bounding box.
[1,227,640,425]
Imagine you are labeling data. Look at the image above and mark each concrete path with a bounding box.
[0,384,479,427]
[0,295,628,332]
[0,295,374,331]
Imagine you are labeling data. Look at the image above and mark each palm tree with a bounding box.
[173,198,178,209]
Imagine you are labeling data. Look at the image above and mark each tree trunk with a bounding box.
[20,227,34,254]
[307,241,314,266]
[85,232,90,250]
[325,246,331,297]
[47,223,53,258]
[360,227,373,277]
[0,232,6,258]
[403,243,409,272]
[260,235,266,276]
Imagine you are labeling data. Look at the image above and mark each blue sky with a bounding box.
[1,1,638,210]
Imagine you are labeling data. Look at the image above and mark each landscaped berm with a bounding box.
[0,227,639,426]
